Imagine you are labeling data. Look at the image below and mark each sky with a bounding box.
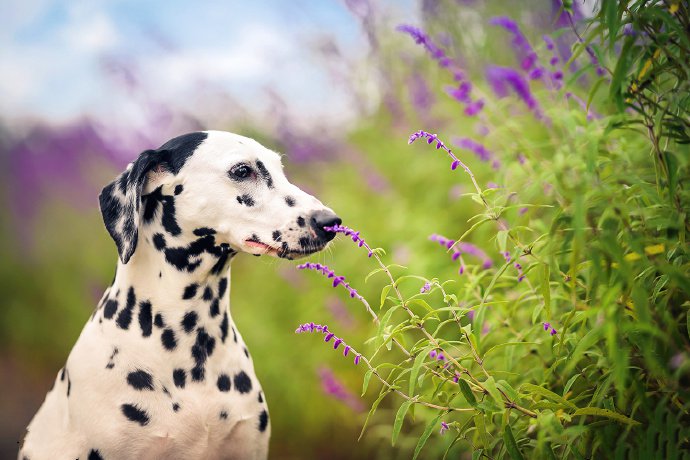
[0,0,415,129]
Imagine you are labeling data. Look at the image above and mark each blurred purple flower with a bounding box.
[485,65,544,119]
[440,421,450,435]
[297,262,362,299]
[324,224,374,257]
[420,282,431,294]
[295,322,362,365]
[565,92,601,121]
[452,137,492,162]
[489,16,542,75]
[409,72,435,112]
[398,24,483,115]
[429,234,493,270]
[318,366,365,412]
[327,296,356,329]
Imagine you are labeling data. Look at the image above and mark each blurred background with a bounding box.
[1,1,591,458]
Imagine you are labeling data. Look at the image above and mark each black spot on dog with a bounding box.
[211,244,234,275]
[161,329,177,350]
[193,227,216,236]
[217,374,231,392]
[159,131,208,174]
[232,327,238,343]
[121,403,150,426]
[142,186,182,236]
[67,374,72,397]
[162,386,171,397]
[298,237,311,249]
[209,299,220,318]
[191,366,205,382]
[236,194,255,207]
[191,328,216,382]
[154,313,165,328]
[183,283,198,300]
[243,347,249,358]
[203,286,213,301]
[272,230,282,241]
[258,391,263,403]
[285,196,296,207]
[88,449,103,460]
[220,312,229,343]
[138,301,152,337]
[173,369,186,388]
[182,311,198,333]
[106,347,119,369]
[220,410,228,420]
[297,216,305,227]
[173,402,180,412]
[174,184,183,195]
[127,370,154,391]
[153,233,166,250]
[258,410,269,432]
[116,287,136,330]
[255,160,273,188]
[218,278,228,298]
[104,299,118,319]
[234,371,252,394]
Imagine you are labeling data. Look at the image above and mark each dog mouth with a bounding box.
[244,239,326,259]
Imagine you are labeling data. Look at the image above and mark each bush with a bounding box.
[294,2,690,458]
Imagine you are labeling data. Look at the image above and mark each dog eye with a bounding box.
[230,164,254,180]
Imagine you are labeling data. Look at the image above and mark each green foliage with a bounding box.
[297,1,690,458]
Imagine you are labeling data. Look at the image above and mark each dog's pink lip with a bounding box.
[244,240,279,254]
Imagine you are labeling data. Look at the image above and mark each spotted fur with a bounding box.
[20,131,340,460]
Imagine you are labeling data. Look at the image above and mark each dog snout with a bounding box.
[310,210,341,242]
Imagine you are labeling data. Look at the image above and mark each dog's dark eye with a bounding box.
[230,164,253,180]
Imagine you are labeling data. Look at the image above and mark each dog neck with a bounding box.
[96,220,242,377]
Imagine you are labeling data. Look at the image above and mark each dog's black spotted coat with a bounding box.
[18,131,348,460]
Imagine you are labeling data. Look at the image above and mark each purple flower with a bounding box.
[542,322,557,336]
[420,282,431,293]
[297,262,362,299]
[396,24,446,61]
[324,224,374,257]
[452,137,492,162]
[408,131,470,173]
[440,421,449,435]
[429,350,437,359]
[464,99,485,116]
[295,322,362,365]
[486,65,543,118]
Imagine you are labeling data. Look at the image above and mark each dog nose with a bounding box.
[310,211,342,242]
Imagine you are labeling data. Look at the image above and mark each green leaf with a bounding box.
[483,376,504,406]
[521,383,577,410]
[458,378,478,407]
[392,399,414,446]
[503,425,525,460]
[359,389,390,441]
[412,411,445,460]
[365,268,385,283]
[361,368,374,396]
[408,348,430,397]
[573,407,641,426]
[686,311,690,339]
[474,414,490,449]
[472,450,484,460]
[379,285,392,309]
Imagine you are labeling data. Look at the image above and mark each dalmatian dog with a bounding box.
[19,131,341,460]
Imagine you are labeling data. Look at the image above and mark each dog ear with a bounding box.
[99,149,171,264]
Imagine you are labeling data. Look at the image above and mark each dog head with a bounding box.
[99,131,340,265]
